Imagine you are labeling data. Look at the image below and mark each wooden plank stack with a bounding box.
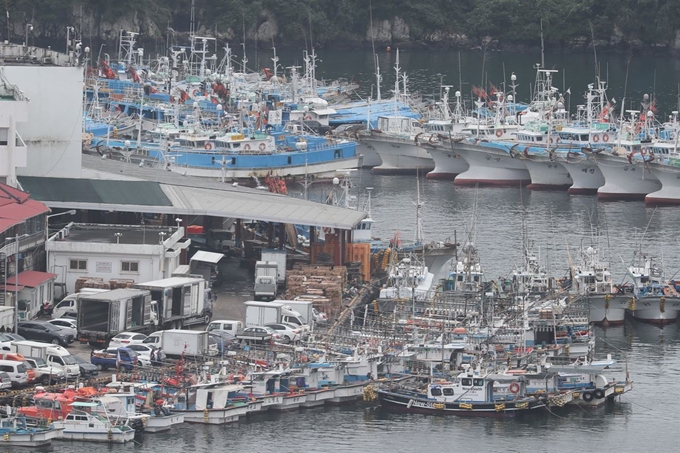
[75,277,136,292]
[283,264,347,317]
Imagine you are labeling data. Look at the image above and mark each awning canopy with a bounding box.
[17,154,366,230]
[190,251,224,264]
[7,270,57,288]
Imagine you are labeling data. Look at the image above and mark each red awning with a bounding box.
[0,284,24,292]
[0,199,49,220]
[6,270,57,288]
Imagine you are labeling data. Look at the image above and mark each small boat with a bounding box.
[172,383,249,424]
[100,384,185,433]
[627,254,680,324]
[377,371,545,417]
[0,414,63,447]
[53,403,137,443]
[570,244,630,326]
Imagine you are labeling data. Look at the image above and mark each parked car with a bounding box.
[24,357,66,385]
[17,321,73,346]
[90,347,139,371]
[60,311,78,322]
[0,371,12,390]
[235,326,280,344]
[126,344,166,363]
[264,322,303,343]
[0,360,29,387]
[46,319,77,338]
[3,334,25,342]
[109,332,148,348]
[71,354,98,377]
[209,331,239,354]
[48,318,77,330]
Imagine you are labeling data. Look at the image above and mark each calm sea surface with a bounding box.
[45,49,680,452]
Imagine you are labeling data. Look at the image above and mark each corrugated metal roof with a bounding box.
[7,270,57,288]
[18,177,172,206]
[16,154,366,230]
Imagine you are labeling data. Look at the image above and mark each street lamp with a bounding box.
[46,209,76,222]
[25,23,33,46]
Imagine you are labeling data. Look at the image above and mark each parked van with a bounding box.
[0,353,36,383]
[11,341,80,378]
[52,288,109,319]
[0,360,29,387]
[206,320,243,335]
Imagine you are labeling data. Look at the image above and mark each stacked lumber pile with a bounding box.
[283,264,347,317]
[75,277,136,292]
[109,279,135,289]
[75,277,109,292]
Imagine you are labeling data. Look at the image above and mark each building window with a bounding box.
[69,259,87,271]
[121,261,139,273]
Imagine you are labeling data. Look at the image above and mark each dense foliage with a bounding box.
[4,0,680,51]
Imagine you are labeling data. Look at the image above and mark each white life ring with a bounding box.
[495,129,503,138]
[259,143,266,151]
[304,115,312,121]
[204,142,213,150]
[244,144,251,151]
[602,133,609,142]
[592,134,600,143]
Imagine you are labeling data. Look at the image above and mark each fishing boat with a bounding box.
[249,370,307,412]
[627,255,680,324]
[644,135,680,205]
[172,383,249,424]
[0,414,62,447]
[569,244,630,326]
[377,371,545,417]
[426,140,469,179]
[100,384,185,433]
[452,139,531,186]
[54,403,137,443]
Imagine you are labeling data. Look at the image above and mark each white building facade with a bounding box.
[0,44,83,180]
[46,223,189,294]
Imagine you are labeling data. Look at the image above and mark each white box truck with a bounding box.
[143,330,217,357]
[77,289,153,346]
[244,301,306,328]
[134,277,212,330]
[10,341,81,378]
[261,249,286,287]
[254,261,278,301]
[274,300,314,324]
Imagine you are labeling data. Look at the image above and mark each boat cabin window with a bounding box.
[431,387,442,396]
[473,379,484,387]
[36,399,54,409]
[461,378,472,387]
[442,388,454,396]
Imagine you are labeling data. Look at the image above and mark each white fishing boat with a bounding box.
[569,244,629,326]
[99,387,185,433]
[364,116,436,174]
[594,151,661,200]
[427,141,470,179]
[248,370,306,412]
[452,139,531,186]
[557,152,605,194]
[514,125,573,190]
[172,383,248,424]
[53,404,137,443]
[645,138,680,205]
[379,256,435,301]
[627,255,680,325]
